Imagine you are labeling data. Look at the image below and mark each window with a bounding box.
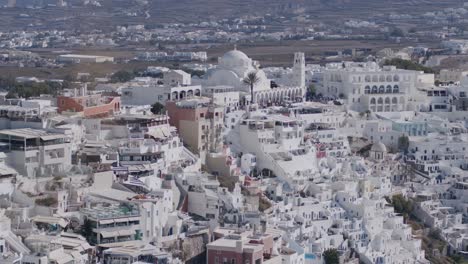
[364,86,370,94]
[200,113,204,118]
[215,257,219,264]
[379,86,385,93]
[231,259,236,264]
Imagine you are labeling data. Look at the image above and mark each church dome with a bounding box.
[219,49,252,71]
[222,49,250,62]
[371,142,387,153]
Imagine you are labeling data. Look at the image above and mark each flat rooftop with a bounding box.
[0,128,66,140]
[59,54,113,59]
[80,203,140,220]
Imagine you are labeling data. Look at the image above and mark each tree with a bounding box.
[110,70,135,83]
[398,135,409,153]
[80,218,94,242]
[243,71,260,104]
[390,27,405,37]
[323,248,339,264]
[306,84,316,100]
[35,196,57,206]
[391,194,413,219]
[384,58,435,74]
[450,254,464,263]
[151,102,165,115]
[365,110,371,119]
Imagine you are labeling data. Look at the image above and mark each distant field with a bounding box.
[0,39,441,80]
[0,61,158,79]
[206,39,439,66]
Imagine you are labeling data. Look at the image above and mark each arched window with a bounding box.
[364,86,370,94]
[370,98,376,104]
[385,85,391,93]
[365,75,371,82]
[393,75,400,82]
[379,85,385,93]
[392,97,398,104]
[393,85,399,93]
[372,75,378,82]
[386,75,392,82]
[372,86,378,94]
[377,98,383,104]
[379,75,385,82]
[385,97,390,104]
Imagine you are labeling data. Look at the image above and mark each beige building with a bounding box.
[58,54,114,64]
[166,98,224,163]
[438,69,468,84]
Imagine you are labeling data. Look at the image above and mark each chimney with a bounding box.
[83,83,88,95]
[260,219,267,234]
[80,83,88,96]
[235,240,243,253]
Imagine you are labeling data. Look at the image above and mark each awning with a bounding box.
[31,216,68,228]
[100,230,118,238]
[118,230,135,236]
[40,134,65,141]
[99,219,114,225]
[127,217,140,222]
[147,129,165,139]
[113,218,130,223]
[161,127,171,137]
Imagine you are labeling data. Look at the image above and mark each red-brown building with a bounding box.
[57,93,121,118]
[206,229,275,264]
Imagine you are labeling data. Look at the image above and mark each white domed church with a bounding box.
[201,48,306,105]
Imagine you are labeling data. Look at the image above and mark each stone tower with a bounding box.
[292,52,305,87]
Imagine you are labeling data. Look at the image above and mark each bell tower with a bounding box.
[292,52,305,87]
